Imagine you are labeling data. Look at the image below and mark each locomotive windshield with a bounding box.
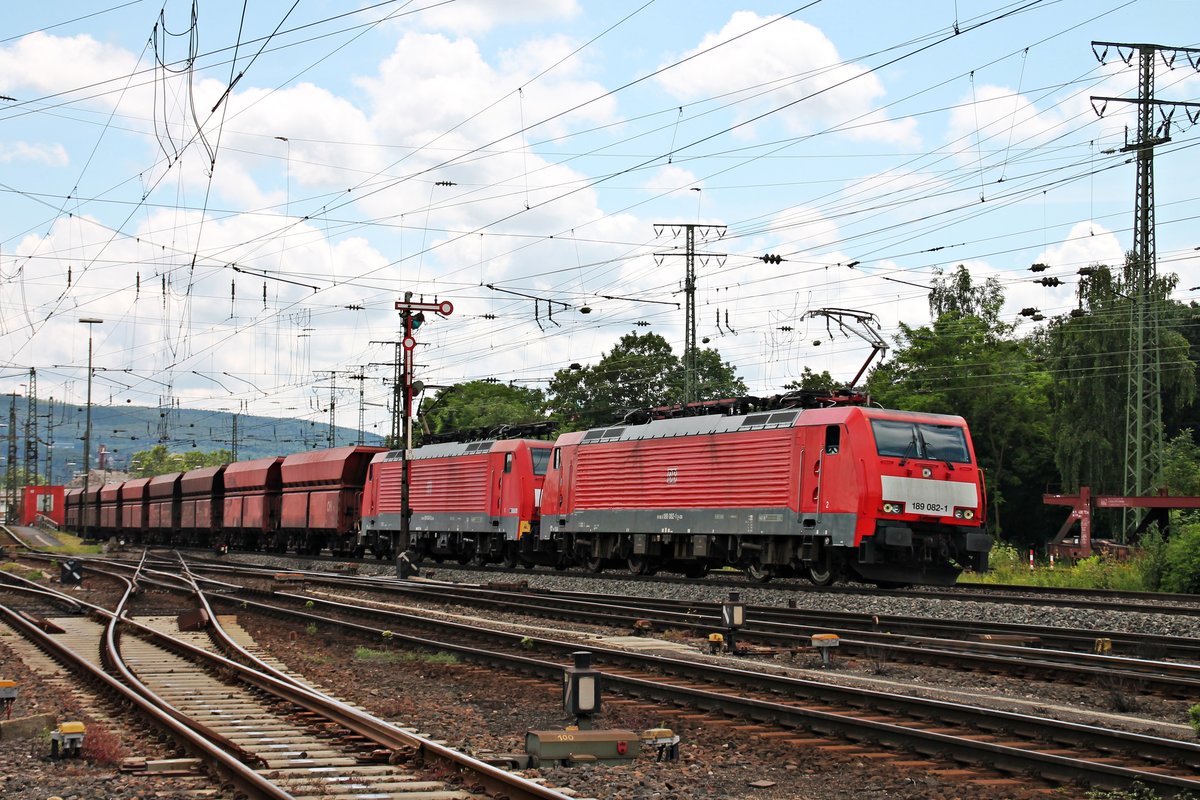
[530,446,552,476]
[870,419,971,464]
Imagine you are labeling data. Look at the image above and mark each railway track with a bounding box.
[99,553,1200,700]
[144,542,1200,616]
[70,554,1200,797]
[0,564,574,800]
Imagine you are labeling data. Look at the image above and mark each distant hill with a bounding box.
[0,396,386,485]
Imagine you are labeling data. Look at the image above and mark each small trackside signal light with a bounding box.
[564,651,601,727]
[721,592,745,652]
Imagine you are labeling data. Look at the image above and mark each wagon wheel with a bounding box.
[806,562,835,586]
[583,555,605,573]
[683,562,709,579]
[627,556,657,576]
[745,561,773,583]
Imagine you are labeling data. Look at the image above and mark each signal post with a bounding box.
[393,293,453,577]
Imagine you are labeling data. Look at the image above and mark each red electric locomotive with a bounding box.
[542,404,989,586]
[360,439,554,564]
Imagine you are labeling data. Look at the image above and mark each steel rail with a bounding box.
[35,554,1200,693]
[202,589,1200,795]
[170,561,576,800]
[323,579,1200,693]
[1,565,574,800]
[0,594,294,800]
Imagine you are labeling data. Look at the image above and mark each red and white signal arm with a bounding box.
[402,335,417,351]
[395,298,454,317]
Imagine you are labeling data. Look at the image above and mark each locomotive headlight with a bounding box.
[882,502,904,515]
[953,507,976,520]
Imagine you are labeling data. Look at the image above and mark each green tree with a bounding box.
[674,347,749,403]
[1045,258,1195,501]
[128,444,232,477]
[784,367,839,393]
[547,331,745,430]
[868,276,1054,538]
[419,381,546,438]
[929,264,1006,332]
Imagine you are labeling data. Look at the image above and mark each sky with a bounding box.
[1,0,1197,450]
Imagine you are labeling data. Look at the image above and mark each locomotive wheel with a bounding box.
[583,556,604,573]
[683,562,709,579]
[502,549,518,569]
[806,563,835,586]
[745,561,773,583]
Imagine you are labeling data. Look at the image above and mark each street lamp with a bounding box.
[79,318,103,539]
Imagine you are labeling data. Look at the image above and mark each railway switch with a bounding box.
[811,633,840,667]
[50,721,85,758]
[563,651,600,728]
[721,592,745,651]
[0,679,16,719]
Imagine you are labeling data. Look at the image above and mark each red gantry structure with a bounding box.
[1044,487,1200,558]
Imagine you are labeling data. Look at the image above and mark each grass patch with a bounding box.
[958,542,1152,590]
[352,646,458,665]
[0,562,46,581]
[38,532,104,555]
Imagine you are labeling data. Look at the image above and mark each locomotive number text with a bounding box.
[665,467,678,484]
[910,501,949,513]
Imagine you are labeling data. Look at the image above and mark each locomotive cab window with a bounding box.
[870,419,971,464]
[531,447,552,476]
[824,425,841,455]
[551,447,561,471]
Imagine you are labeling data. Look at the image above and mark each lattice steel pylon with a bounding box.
[1090,41,1200,536]
[652,223,726,403]
[23,368,37,484]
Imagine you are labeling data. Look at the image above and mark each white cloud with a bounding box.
[640,165,699,193]
[1034,221,1124,272]
[408,0,581,37]
[654,12,918,145]
[0,32,137,98]
[0,141,68,165]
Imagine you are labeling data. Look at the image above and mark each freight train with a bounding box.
[67,394,991,586]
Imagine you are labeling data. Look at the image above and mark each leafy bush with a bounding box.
[1160,523,1200,594]
[1189,704,1200,738]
